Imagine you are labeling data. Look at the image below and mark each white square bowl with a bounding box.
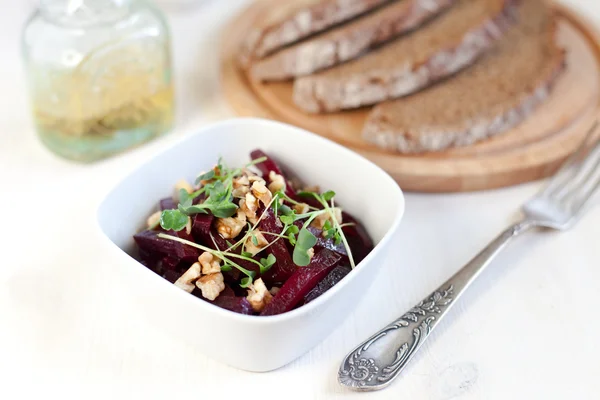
[96,118,404,371]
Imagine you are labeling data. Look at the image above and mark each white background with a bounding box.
[1,1,599,399]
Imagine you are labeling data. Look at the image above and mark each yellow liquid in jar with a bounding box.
[26,30,175,162]
[33,85,174,138]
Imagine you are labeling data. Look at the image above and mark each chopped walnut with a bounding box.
[242,167,258,177]
[293,203,310,215]
[174,179,194,200]
[248,175,267,187]
[232,175,251,198]
[269,287,280,296]
[252,181,272,206]
[198,252,221,275]
[174,262,201,293]
[311,209,343,229]
[216,210,247,239]
[268,171,286,193]
[303,185,320,193]
[239,192,259,223]
[245,231,269,256]
[333,208,343,224]
[246,278,272,312]
[196,272,225,301]
[146,211,162,229]
[185,217,192,235]
[307,247,315,261]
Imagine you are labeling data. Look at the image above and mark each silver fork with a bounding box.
[338,121,600,392]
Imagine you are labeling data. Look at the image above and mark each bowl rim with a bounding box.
[96,117,405,324]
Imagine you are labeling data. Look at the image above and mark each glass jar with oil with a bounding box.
[22,0,175,162]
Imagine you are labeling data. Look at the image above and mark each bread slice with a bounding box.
[293,0,518,113]
[362,1,565,153]
[239,0,394,67]
[251,0,456,81]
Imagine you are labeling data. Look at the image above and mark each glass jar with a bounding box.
[22,0,175,162]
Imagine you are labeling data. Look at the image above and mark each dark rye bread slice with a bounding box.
[293,0,518,113]
[239,0,394,67]
[363,1,565,153]
[251,0,456,81]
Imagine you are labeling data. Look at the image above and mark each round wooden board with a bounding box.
[220,1,600,192]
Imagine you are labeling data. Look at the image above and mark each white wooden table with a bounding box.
[1,1,599,398]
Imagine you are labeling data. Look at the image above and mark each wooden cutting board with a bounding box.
[220,1,600,192]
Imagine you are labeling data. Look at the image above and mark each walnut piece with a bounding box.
[239,192,259,223]
[198,252,221,275]
[196,272,225,301]
[311,208,343,229]
[293,203,310,215]
[245,231,269,256]
[251,181,272,206]
[216,210,247,239]
[146,211,162,229]
[246,278,273,312]
[232,176,251,198]
[307,247,315,261]
[174,262,202,293]
[267,171,286,193]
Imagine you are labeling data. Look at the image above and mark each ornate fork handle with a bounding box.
[338,220,537,391]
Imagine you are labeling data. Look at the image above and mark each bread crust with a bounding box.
[250,0,456,81]
[293,0,519,113]
[239,0,393,67]
[362,16,566,153]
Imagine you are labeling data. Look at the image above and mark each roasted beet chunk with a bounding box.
[213,297,253,315]
[194,285,253,315]
[250,149,296,197]
[309,226,347,256]
[191,214,215,246]
[261,249,342,316]
[258,208,297,284]
[304,265,351,304]
[342,212,374,264]
[160,197,177,211]
[134,229,199,264]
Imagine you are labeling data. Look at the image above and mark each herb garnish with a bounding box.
[159,157,267,231]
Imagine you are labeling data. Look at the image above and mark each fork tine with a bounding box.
[542,120,599,199]
[567,137,600,211]
[555,132,600,201]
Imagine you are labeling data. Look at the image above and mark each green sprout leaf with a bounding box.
[323,220,332,231]
[209,202,238,218]
[334,232,342,246]
[288,232,297,246]
[297,190,318,198]
[241,251,253,258]
[160,210,189,231]
[297,228,318,249]
[251,234,259,246]
[285,225,299,235]
[179,189,193,209]
[279,204,293,216]
[195,170,215,185]
[322,190,336,202]
[240,276,253,288]
[293,228,318,266]
[178,203,208,216]
[293,247,312,267]
[259,254,276,273]
[221,263,233,272]
[279,214,296,225]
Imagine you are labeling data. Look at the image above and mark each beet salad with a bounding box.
[133,150,373,316]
